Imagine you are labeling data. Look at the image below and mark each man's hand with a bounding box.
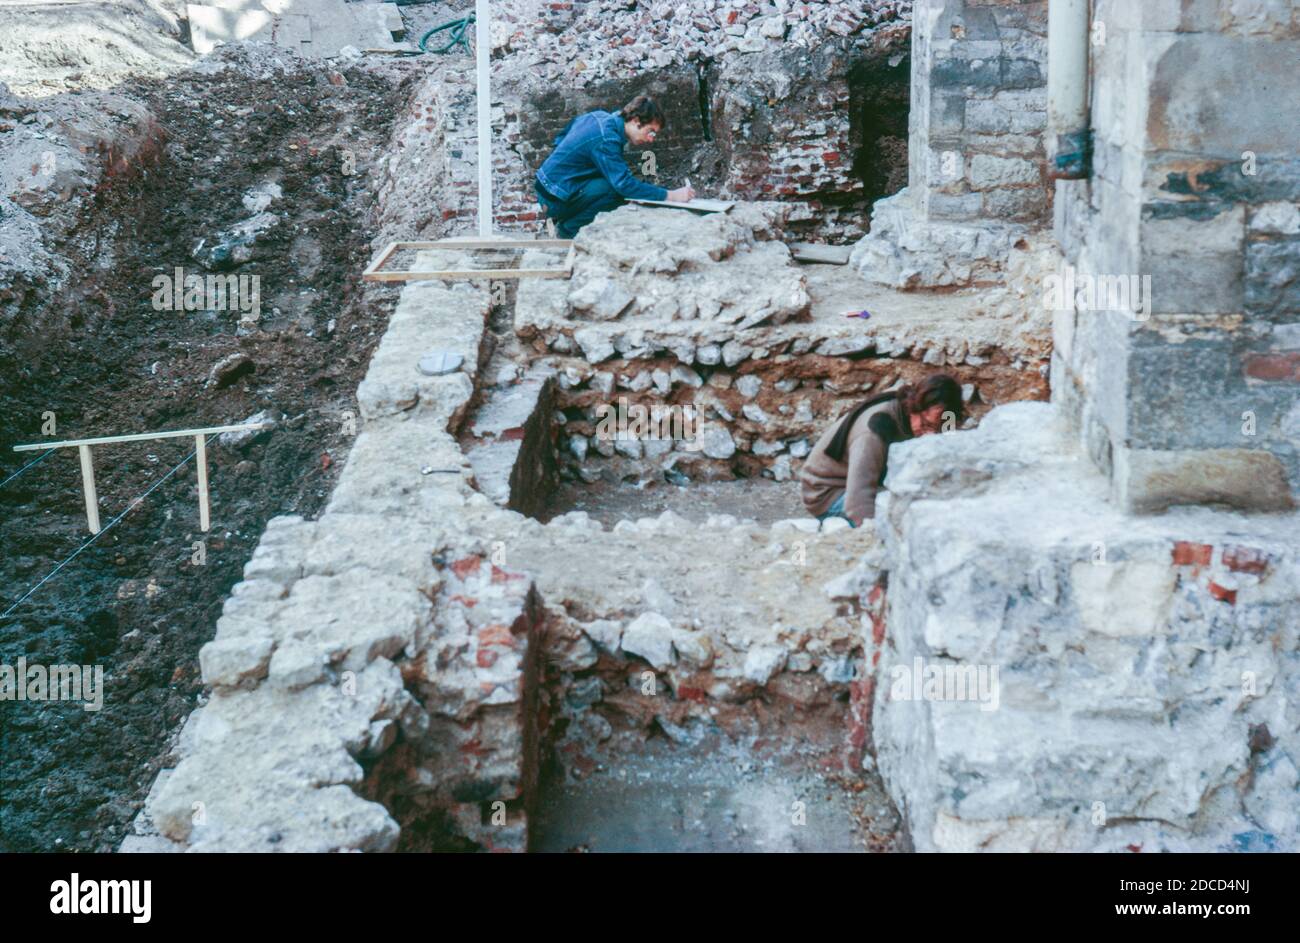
[666,185,696,203]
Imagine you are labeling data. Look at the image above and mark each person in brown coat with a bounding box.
[800,374,964,527]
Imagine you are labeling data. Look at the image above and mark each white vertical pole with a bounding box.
[195,434,210,532]
[1047,0,1090,178]
[475,0,492,237]
[77,444,100,534]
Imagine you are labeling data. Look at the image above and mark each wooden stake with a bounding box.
[77,444,100,534]
[195,434,210,532]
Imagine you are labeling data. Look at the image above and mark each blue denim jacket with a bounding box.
[535,110,669,203]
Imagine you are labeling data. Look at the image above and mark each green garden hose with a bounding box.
[420,14,475,55]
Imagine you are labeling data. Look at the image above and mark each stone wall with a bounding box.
[548,344,1034,486]
[422,2,914,242]
[907,0,1048,223]
[870,402,1300,852]
[1052,0,1300,512]
[859,0,1300,855]
[500,509,888,779]
[514,200,1051,484]
[125,276,562,852]
[849,0,1051,288]
[128,217,986,850]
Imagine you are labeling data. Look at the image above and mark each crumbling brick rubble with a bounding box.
[490,0,914,80]
[395,1,915,242]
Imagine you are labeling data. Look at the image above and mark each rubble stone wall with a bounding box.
[515,201,1051,483]
[502,509,888,779]
[548,343,1038,484]
[871,401,1300,852]
[126,277,560,852]
[131,208,1003,850]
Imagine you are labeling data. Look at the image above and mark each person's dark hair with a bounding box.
[824,373,964,462]
[620,94,666,128]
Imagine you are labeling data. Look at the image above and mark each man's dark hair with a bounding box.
[824,373,964,462]
[905,373,964,422]
[620,94,666,128]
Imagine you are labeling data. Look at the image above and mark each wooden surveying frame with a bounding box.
[14,422,270,535]
[361,238,576,282]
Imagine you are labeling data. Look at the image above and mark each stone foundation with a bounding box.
[850,188,1031,288]
[125,277,559,852]
[517,201,1050,484]
[871,401,1300,852]
[131,207,1016,851]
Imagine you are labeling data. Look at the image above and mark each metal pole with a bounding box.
[475,0,492,237]
[195,434,210,532]
[77,445,100,534]
[13,421,271,452]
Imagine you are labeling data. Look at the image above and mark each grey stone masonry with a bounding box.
[909,0,1049,225]
[128,271,547,852]
[851,0,1050,289]
[873,402,1300,852]
[1052,0,1300,512]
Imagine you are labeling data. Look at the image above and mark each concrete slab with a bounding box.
[186,0,405,57]
[789,242,852,265]
[299,0,371,55]
[352,2,404,41]
[273,13,312,50]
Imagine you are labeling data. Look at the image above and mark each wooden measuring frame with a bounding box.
[13,422,270,534]
[361,238,576,282]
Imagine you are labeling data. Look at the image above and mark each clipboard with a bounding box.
[628,197,735,213]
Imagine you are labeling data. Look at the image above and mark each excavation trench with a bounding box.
[429,236,1049,851]
[453,354,903,853]
[514,504,900,853]
[128,200,1049,854]
[2,3,1049,856]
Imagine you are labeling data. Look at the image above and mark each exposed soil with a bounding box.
[533,733,901,853]
[0,54,413,852]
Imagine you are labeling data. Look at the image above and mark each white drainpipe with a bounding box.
[1047,0,1091,179]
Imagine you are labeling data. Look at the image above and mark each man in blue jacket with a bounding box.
[535,95,695,238]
